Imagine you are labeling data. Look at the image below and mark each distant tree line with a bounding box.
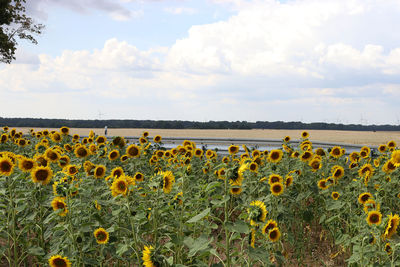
[0,117,399,131]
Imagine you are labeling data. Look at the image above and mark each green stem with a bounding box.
[224,174,231,267]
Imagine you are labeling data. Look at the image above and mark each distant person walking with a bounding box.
[104,126,108,136]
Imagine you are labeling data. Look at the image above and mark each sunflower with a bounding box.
[96,136,106,144]
[230,186,242,195]
[309,158,322,172]
[111,177,129,197]
[391,150,400,167]
[385,243,392,255]
[18,157,36,172]
[268,149,283,163]
[228,165,244,185]
[387,140,397,149]
[65,165,79,176]
[262,220,278,235]
[270,182,284,196]
[217,168,226,179]
[248,200,267,226]
[31,166,53,185]
[51,197,68,216]
[134,172,144,182]
[44,148,60,163]
[94,228,109,244]
[126,144,141,158]
[58,155,70,168]
[317,179,329,190]
[17,138,28,147]
[285,176,293,187]
[358,163,374,178]
[331,165,345,180]
[384,214,400,239]
[155,150,164,158]
[0,133,8,143]
[2,126,8,132]
[143,245,160,267]
[291,151,300,158]
[139,137,148,145]
[301,131,309,139]
[161,171,175,194]
[349,162,358,169]
[359,150,368,158]
[51,132,62,143]
[34,154,48,167]
[249,162,259,172]
[361,146,371,155]
[94,165,106,179]
[153,135,162,143]
[0,156,14,176]
[378,144,387,153]
[110,167,124,179]
[108,150,120,161]
[268,174,283,185]
[268,227,281,242]
[48,255,71,267]
[331,192,340,200]
[283,136,291,142]
[60,126,70,135]
[300,151,313,162]
[329,146,342,158]
[315,148,326,156]
[358,192,372,205]
[349,152,360,163]
[250,228,256,248]
[74,145,89,158]
[382,160,397,174]
[366,210,382,226]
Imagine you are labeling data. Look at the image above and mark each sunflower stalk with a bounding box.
[125,201,141,265]
[223,171,231,267]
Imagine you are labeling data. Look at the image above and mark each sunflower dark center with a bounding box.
[0,161,12,172]
[23,161,34,169]
[361,194,370,202]
[96,232,107,241]
[56,202,65,209]
[129,147,139,156]
[271,152,279,160]
[117,181,126,191]
[269,230,278,239]
[36,169,49,181]
[370,214,380,223]
[53,258,67,267]
[273,184,282,193]
[77,148,88,157]
[96,168,104,176]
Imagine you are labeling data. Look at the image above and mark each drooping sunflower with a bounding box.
[51,197,68,216]
[262,219,278,235]
[268,174,283,185]
[349,152,360,163]
[0,133,8,143]
[366,210,382,226]
[330,146,343,158]
[385,243,392,255]
[229,165,244,185]
[0,156,14,176]
[31,166,53,185]
[126,144,141,158]
[143,245,160,267]
[217,168,226,179]
[268,227,281,242]
[153,135,162,143]
[94,227,109,244]
[60,126,70,135]
[74,145,89,158]
[250,228,256,248]
[111,177,129,197]
[94,165,106,179]
[268,149,283,163]
[48,255,71,267]
[358,192,373,205]
[270,182,284,196]
[331,192,340,200]
[161,171,175,194]
[384,213,400,239]
[248,200,267,226]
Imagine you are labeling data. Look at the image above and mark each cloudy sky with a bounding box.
[1,0,400,125]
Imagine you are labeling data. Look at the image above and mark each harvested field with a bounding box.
[14,127,400,146]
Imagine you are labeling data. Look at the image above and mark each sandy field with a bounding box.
[12,127,400,146]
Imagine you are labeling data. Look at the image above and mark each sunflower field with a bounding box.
[1,126,400,266]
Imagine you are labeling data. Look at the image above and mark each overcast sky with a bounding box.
[1,0,400,125]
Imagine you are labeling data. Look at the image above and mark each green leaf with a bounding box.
[326,201,344,211]
[184,235,212,257]
[187,208,210,223]
[116,244,129,256]
[28,247,45,256]
[226,221,249,234]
